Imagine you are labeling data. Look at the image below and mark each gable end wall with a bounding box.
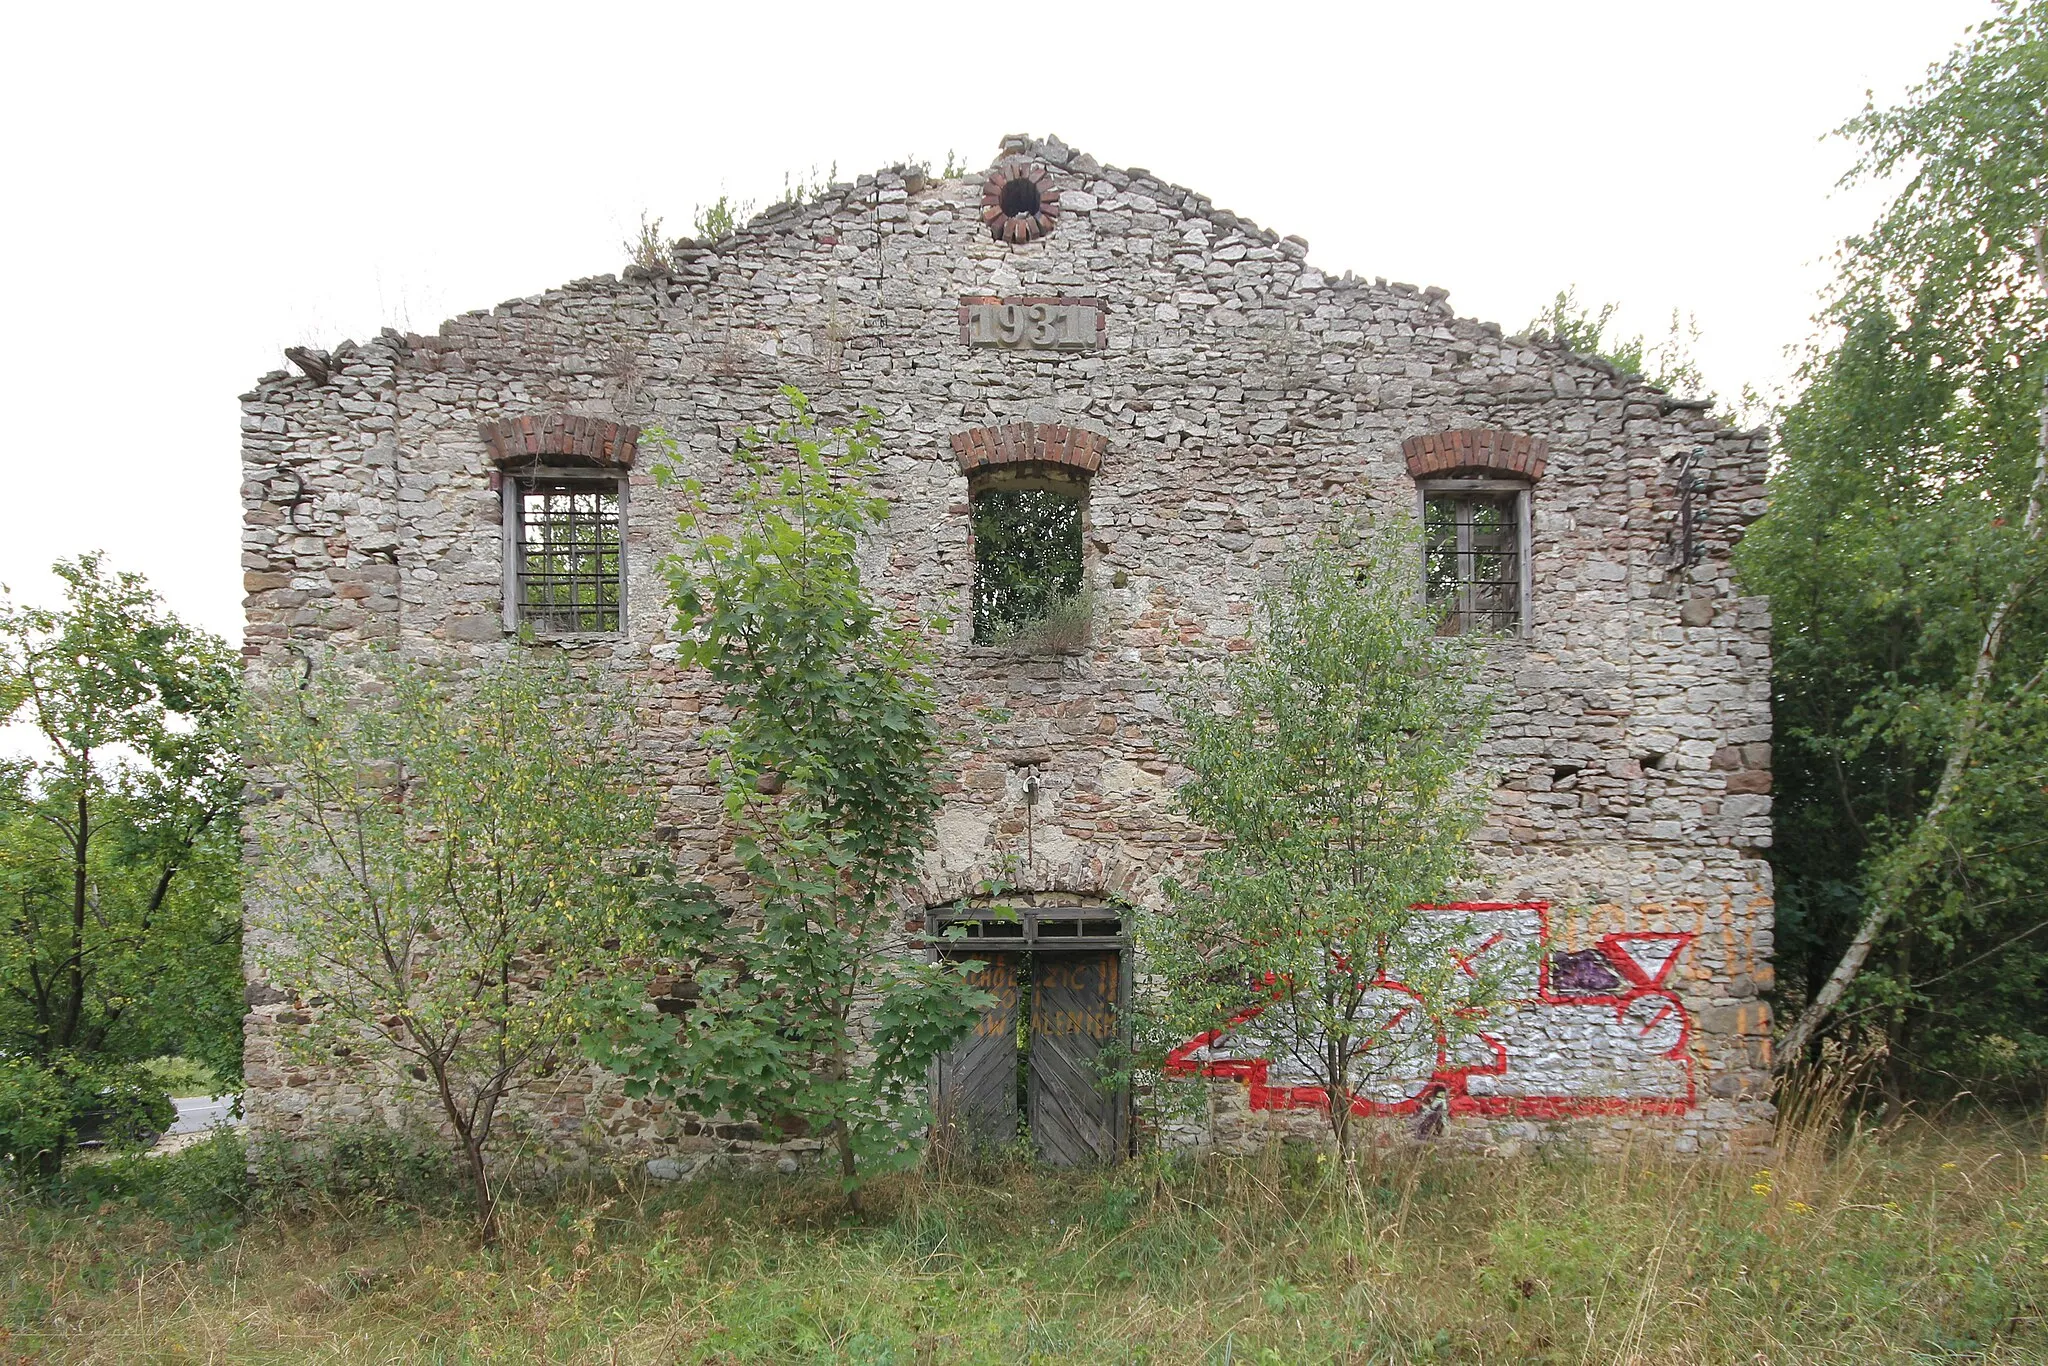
[238,134,1774,1164]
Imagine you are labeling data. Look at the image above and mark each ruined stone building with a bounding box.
[239,135,1776,1165]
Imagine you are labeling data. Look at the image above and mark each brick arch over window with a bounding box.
[480,414,640,469]
[950,422,1107,478]
[1402,429,1547,482]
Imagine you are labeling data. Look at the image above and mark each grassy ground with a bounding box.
[1,1113,2043,1364]
[137,1058,227,1101]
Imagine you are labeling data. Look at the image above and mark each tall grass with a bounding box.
[986,589,1093,655]
[2,1100,2043,1364]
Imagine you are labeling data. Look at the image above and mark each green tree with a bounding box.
[588,388,989,1208]
[248,654,652,1242]
[1527,287,1711,399]
[1745,0,2048,1087]
[0,556,239,1180]
[1143,522,1509,1153]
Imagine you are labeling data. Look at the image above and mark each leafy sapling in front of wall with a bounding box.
[1143,518,1518,1157]
[248,653,654,1244]
[588,387,992,1209]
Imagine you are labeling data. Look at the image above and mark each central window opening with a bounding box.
[970,479,1085,645]
[999,176,1041,218]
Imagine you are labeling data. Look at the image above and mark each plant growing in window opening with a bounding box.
[1004,587,1094,654]
[1143,519,1516,1157]
[971,484,1085,646]
[589,387,991,1210]
[248,653,653,1245]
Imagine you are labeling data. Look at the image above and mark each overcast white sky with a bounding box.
[0,0,1998,642]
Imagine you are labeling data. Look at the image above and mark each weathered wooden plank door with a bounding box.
[1028,951,1123,1165]
[933,951,1021,1150]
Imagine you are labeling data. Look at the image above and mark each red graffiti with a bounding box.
[1162,903,1697,1119]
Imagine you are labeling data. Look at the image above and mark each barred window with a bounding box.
[513,479,622,634]
[1423,486,1526,635]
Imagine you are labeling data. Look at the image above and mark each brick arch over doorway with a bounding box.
[1402,428,1548,481]
[911,841,1165,914]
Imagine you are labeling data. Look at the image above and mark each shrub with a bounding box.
[1144,520,1500,1152]
[248,652,654,1244]
[55,1128,250,1232]
[592,390,990,1211]
[0,1057,68,1182]
[0,1055,172,1184]
[252,1122,457,1217]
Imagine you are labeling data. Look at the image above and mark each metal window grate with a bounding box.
[518,480,621,633]
[1425,490,1521,634]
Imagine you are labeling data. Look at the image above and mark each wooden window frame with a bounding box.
[1416,477,1532,638]
[500,468,630,637]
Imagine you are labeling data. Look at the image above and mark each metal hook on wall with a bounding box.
[271,468,312,531]
[1664,447,1716,570]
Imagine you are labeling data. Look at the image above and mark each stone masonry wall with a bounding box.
[239,134,1775,1168]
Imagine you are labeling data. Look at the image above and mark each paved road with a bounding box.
[169,1094,240,1135]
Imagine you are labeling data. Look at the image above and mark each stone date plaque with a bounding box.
[959,296,1104,352]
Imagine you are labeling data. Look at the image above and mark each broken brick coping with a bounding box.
[480,414,640,469]
[951,422,1106,479]
[1403,429,1548,482]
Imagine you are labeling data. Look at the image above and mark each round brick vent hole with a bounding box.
[1000,176,1041,217]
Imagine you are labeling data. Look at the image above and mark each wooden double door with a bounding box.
[934,949,1126,1165]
